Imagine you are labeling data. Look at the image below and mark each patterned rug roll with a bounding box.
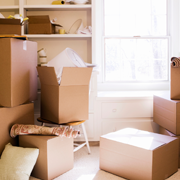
[10,124,80,138]
[171,57,180,67]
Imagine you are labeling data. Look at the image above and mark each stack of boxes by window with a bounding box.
[153,57,180,167]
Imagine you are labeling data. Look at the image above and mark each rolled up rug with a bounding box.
[171,57,180,67]
[10,124,80,138]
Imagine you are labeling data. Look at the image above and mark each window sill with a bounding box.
[97,90,170,100]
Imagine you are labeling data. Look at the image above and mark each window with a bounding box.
[103,0,169,84]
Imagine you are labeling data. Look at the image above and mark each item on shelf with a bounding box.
[52,0,65,5]
[77,21,92,34]
[59,28,66,34]
[47,47,87,84]
[0,13,5,18]
[28,15,62,34]
[38,48,47,65]
[67,19,82,34]
[7,14,29,25]
[74,0,89,4]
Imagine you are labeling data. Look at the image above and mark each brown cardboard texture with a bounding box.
[0,38,37,107]
[159,126,180,168]
[37,66,92,124]
[171,66,180,100]
[153,93,180,135]
[28,15,62,34]
[0,103,34,155]
[100,128,179,180]
[0,18,21,35]
[19,135,73,180]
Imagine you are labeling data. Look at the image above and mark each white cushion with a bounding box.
[0,143,39,180]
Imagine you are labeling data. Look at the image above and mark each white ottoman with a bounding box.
[100,128,179,180]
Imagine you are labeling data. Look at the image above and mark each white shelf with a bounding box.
[26,34,92,38]
[0,6,19,10]
[24,5,92,11]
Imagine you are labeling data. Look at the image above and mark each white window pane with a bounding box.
[152,0,166,14]
[135,0,151,14]
[136,15,152,36]
[152,15,166,35]
[105,39,168,81]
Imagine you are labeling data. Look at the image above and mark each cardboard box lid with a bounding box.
[37,66,92,86]
[0,18,21,25]
[101,128,177,150]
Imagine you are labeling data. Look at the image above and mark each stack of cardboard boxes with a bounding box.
[0,37,37,155]
[153,66,180,167]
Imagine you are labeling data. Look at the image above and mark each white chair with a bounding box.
[37,117,91,154]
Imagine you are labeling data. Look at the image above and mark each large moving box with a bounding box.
[0,19,21,35]
[0,38,38,107]
[37,66,92,124]
[0,103,34,155]
[159,126,180,168]
[100,128,179,180]
[171,66,180,100]
[153,93,180,135]
[19,135,74,180]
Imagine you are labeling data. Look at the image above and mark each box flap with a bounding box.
[0,18,21,25]
[61,67,92,86]
[28,15,50,24]
[37,66,58,86]
[101,128,177,150]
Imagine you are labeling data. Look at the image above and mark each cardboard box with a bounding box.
[100,128,179,180]
[159,126,180,168]
[37,66,92,124]
[0,38,38,107]
[28,15,62,34]
[0,103,34,155]
[0,18,21,35]
[171,66,180,100]
[19,135,74,180]
[153,93,180,135]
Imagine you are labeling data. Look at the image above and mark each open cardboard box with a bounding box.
[0,103,34,156]
[27,15,62,34]
[153,93,180,135]
[0,38,38,107]
[0,18,21,35]
[100,128,179,180]
[37,66,92,124]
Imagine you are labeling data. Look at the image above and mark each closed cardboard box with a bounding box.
[159,126,180,168]
[0,38,38,107]
[19,135,74,180]
[0,103,34,155]
[37,66,92,124]
[0,18,21,35]
[28,15,62,34]
[171,66,180,100]
[100,128,179,180]
[153,93,180,135]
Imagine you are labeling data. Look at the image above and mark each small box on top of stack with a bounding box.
[0,36,37,155]
[37,48,92,124]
